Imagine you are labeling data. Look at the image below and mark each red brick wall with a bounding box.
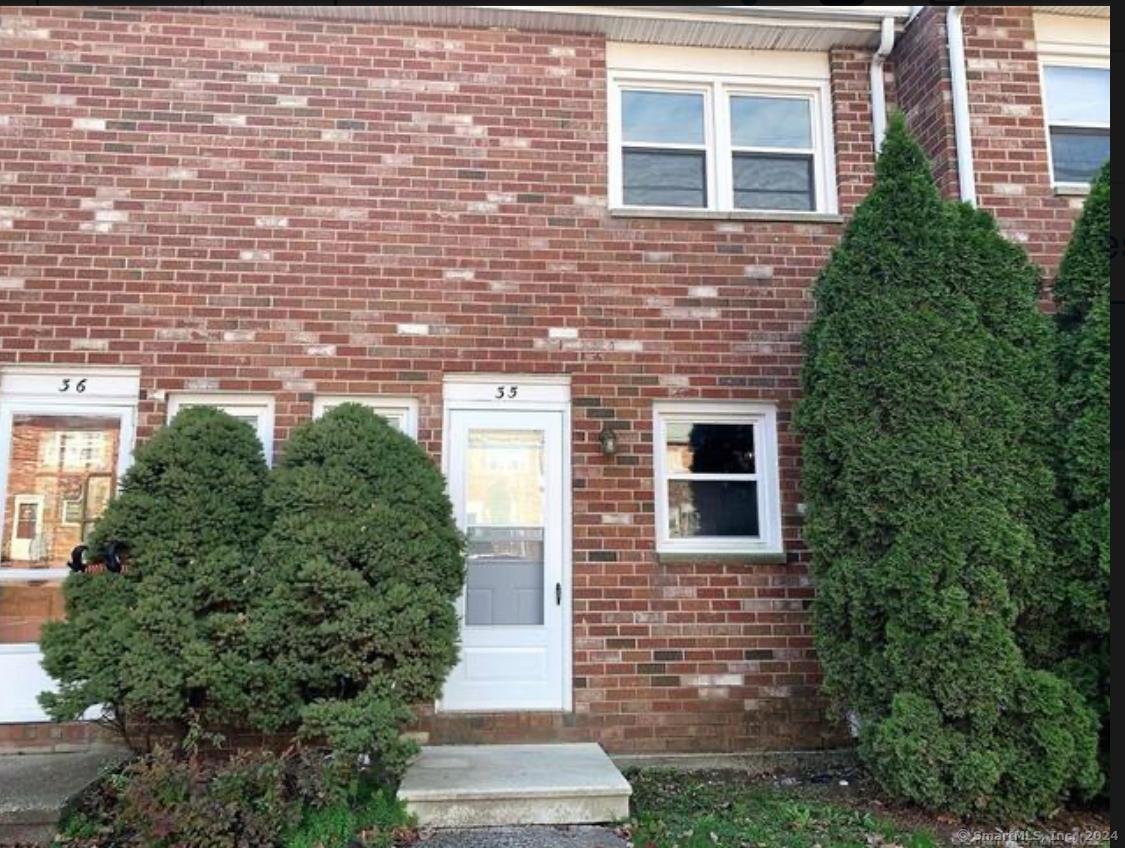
[0,5,884,754]
[894,6,1091,282]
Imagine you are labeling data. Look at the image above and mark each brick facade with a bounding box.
[0,5,1101,755]
[894,6,1091,282]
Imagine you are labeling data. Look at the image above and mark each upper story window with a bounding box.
[1042,64,1110,186]
[608,45,837,216]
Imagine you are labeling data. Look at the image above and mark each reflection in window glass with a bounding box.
[0,581,65,645]
[730,96,813,149]
[623,150,707,208]
[623,90,706,145]
[665,423,755,475]
[464,430,546,627]
[2,415,122,569]
[1050,128,1111,185]
[734,154,815,212]
[1044,66,1110,125]
[669,480,760,539]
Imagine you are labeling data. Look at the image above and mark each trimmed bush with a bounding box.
[797,114,1102,819]
[245,404,465,778]
[1052,163,1111,787]
[40,407,272,740]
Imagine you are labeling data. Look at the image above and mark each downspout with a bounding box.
[947,6,977,205]
[871,16,896,151]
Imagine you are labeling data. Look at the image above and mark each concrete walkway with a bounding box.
[0,747,128,845]
[416,826,629,848]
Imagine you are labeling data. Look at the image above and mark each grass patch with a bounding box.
[628,770,941,848]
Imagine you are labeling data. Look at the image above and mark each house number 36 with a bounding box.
[59,378,88,394]
[495,386,519,400]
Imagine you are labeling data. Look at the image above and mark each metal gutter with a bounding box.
[947,6,978,205]
[871,17,896,151]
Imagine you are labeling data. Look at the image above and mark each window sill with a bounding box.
[610,207,845,225]
[1054,183,1092,197]
[656,550,790,566]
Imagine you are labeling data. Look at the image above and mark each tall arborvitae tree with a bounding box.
[245,404,465,778]
[40,407,272,740]
[1052,163,1111,787]
[797,114,1102,819]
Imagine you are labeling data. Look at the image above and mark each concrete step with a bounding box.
[399,744,632,829]
[0,747,128,847]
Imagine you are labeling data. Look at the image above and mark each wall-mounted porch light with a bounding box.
[599,425,619,457]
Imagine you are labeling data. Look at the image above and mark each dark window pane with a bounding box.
[733,154,814,211]
[666,423,755,475]
[669,481,759,539]
[731,95,812,149]
[624,149,707,208]
[1044,66,1110,125]
[623,90,706,145]
[1051,127,1110,184]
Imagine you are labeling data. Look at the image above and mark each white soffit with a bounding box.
[1034,6,1111,18]
[161,6,914,51]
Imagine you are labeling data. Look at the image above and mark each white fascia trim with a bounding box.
[491,6,913,26]
[948,6,978,206]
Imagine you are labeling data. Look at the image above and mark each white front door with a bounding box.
[0,367,139,723]
[441,407,569,712]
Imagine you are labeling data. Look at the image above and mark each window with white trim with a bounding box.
[1042,62,1109,186]
[654,402,783,556]
[610,74,836,214]
[312,396,419,439]
[166,394,275,462]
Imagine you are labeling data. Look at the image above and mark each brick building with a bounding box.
[0,5,1110,753]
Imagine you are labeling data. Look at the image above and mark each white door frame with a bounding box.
[0,366,140,723]
[439,375,573,713]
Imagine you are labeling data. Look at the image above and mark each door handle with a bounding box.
[556,583,562,606]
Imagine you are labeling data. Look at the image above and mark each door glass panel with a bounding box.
[464,429,546,627]
[1,415,122,643]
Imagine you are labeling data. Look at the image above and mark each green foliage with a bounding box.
[1052,163,1111,788]
[57,746,404,848]
[246,404,465,777]
[42,402,464,789]
[40,407,272,736]
[285,786,414,848]
[627,769,939,848]
[797,114,1101,818]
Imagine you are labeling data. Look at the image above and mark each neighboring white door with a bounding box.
[0,366,139,723]
[10,496,45,562]
[441,407,569,712]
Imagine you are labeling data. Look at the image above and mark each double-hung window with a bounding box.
[166,393,275,462]
[312,396,419,439]
[654,402,783,557]
[1041,63,1110,187]
[610,69,836,215]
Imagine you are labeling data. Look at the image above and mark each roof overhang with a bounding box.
[152,5,915,51]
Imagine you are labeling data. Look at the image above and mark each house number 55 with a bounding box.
[495,386,519,400]
[59,378,88,394]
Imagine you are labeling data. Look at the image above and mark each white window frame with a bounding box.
[653,401,783,556]
[609,71,837,216]
[166,393,275,463]
[312,396,419,439]
[1039,55,1110,190]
